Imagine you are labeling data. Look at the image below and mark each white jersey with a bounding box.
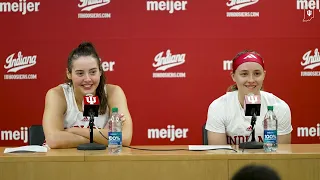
[205,91,292,145]
[61,83,109,129]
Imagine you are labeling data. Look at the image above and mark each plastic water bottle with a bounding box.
[263,106,278,152]
[108,107,122,153]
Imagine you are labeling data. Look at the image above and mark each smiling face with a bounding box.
[231,61,266,96]
[67,56,101,96]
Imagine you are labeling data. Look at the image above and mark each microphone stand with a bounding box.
[251,112,257,142]
[77,109,107,150]
[239,112,264,149]
[89,110,94,143]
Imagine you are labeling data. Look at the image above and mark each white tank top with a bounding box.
[60,83,109,129]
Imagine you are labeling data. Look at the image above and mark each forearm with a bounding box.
[69,127,131,146]
[45,130,89,149]
[67,127,108,145]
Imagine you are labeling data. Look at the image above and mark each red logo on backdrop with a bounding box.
[304,9,315,22]
[78,0,110,11]
[226,0,260,18]
[296,0,320,22]
[152,49,187,78]
[3,51,38,80]
[300,48,320,76]
[246,125,253,131]
[77,0,111,19]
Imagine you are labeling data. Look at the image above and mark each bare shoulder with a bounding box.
[106,84,125,96]
[45,85,67,109]
[46,85,65,98]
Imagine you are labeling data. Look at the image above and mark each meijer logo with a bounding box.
[0,127,28,143]
[148,125,189,141]
[223,60,233,70]
[0,0,40,15]
[146,0,188,14]
[297,0,320,10]
[4,51,37,73]
[297,123,320,137]
[227,0,259,10]
[101,61,115,72]
[78,0,110,11]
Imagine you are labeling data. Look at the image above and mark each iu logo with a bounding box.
[303,9,315,22]
[85,96,97,105]
[247,96,258,103]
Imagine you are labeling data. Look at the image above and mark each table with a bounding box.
[0,144,319,180]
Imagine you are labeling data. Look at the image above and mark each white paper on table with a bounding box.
[4,145,48,153]
[188,145,233,151]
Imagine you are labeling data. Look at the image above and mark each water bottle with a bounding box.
[263,105,278,152]
[108,107,122,153]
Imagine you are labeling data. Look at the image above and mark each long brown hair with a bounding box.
[227,50,264,92]
[65,42,107,115]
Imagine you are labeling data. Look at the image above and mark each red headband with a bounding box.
[232,53,264,71]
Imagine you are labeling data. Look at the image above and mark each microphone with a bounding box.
[244,93,261,116]
[239,93,263,150]
[83,94,100,118]
[77,94,106,151]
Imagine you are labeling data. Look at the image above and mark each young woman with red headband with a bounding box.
[205,50,292,145]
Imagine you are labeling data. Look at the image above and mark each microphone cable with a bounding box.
[93,124,238,152]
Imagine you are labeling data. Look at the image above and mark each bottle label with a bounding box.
[108,132,122,145]
[264,130,277,144]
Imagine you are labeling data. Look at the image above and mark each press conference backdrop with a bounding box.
[0,0,319,146]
